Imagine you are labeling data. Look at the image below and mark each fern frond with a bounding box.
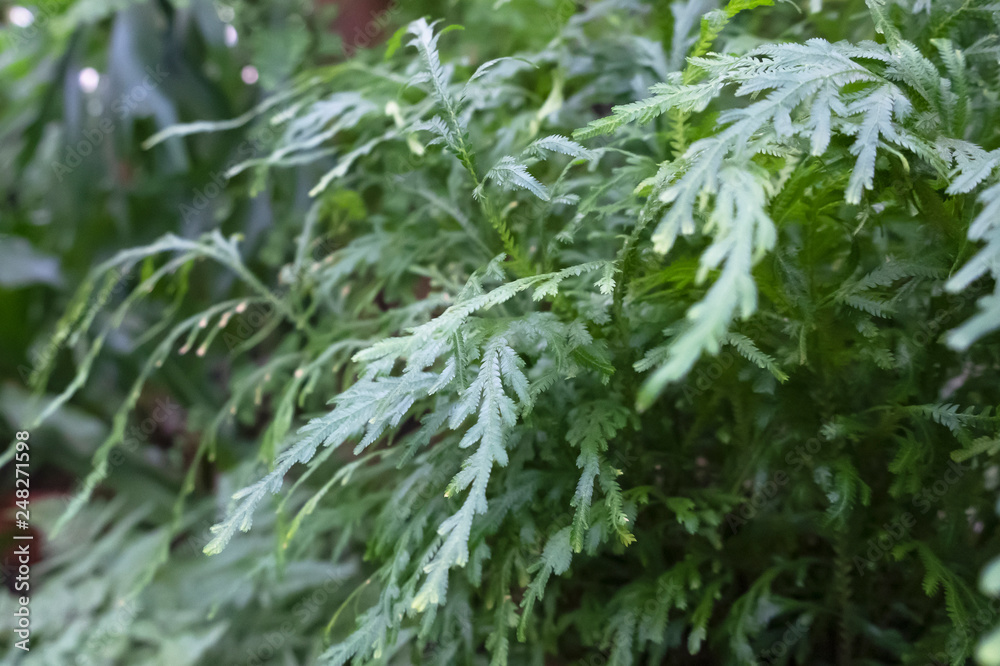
[412,338,528,611]
[567,401,631,551]
[522,135,591,160]
[939,138,1000,195]
[904,403,999,442]
[517,527,572,639]
[482,156,551,201]
[946,180,1000,349]
[573,75,723,140]
[723,332,789,381]
[203,371,440,555]
[407,19,460,128]
[637,163,776,409]
[815,460,871,526]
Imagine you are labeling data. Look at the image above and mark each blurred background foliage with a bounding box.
[0,0,385,661]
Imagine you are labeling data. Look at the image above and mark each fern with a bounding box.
[9,2,1000,665]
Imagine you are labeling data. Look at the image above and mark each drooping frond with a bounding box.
[204,371,441,555]
[940,140,1000,349]
[566,401,631,551]
[723,332,788,381]
[412,337,529,611]
[637,163,776,408]
[517,527,573,638]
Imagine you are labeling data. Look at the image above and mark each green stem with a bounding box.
[458,141,533,277]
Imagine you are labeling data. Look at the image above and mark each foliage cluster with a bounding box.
[3,0,1000,664]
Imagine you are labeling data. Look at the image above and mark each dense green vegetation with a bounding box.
[3,0,1000,664]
